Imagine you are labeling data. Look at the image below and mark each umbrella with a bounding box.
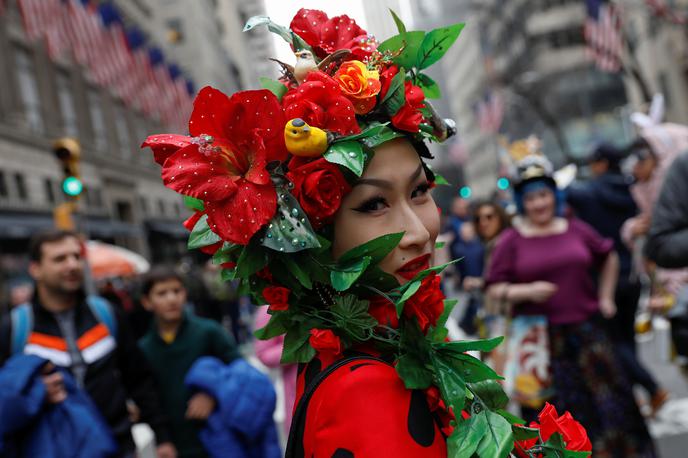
[85,241,150,279]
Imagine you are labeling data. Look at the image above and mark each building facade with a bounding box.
[0,0,259,296]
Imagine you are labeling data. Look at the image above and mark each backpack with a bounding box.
[285,355,386,458]
[10,295,118,355]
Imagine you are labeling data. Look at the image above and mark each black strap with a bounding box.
[285,355,386,458]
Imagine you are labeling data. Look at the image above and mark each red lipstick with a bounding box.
[396,254,431,280]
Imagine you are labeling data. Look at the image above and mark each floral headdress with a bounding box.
[143,9,590,458]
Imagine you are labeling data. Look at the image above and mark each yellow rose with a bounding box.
[334,60,381,115]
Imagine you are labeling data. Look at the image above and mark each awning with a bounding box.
[145,220,188,238]
[0,213,54,239]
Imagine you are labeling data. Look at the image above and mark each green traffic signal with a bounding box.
[459,186,472,199]
[62,176,83,196]
[497,177,510,190]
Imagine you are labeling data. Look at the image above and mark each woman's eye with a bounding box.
[411,182,431,199]
[354,197,387,213]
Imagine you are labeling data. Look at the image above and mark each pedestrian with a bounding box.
[486,155,656,457]
[567,143,667,414]
[137,266,238,457]
[0,229,175,458]
[645,151,688,363]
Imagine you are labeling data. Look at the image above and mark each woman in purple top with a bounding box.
[486,155,656,458]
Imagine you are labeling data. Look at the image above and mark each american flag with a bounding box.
[584,0,624,73]
[475,90,504,134]
[645,0,687,25]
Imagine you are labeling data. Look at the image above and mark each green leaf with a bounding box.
[433,172,450,186]
[447,414,485,458]
[220,267,236,282]
[435,241,446,249]
[261,185,320,253]
[278,255,313,289]
[183,196,204,211]
[235,242,268,277]
[396,354,433,389]
[416,73,441,99]
[335,122,389,143]
[188,214,221,249]
[381,69,406,116]
[431,353,467,414]
[291,31,312,53]
[378,31,425,69]
[281,326,316,364]
[470,380,509,410]
[254,312,289,340]
[395,280,421,317]
[338,232,404,265]
[431,299,457,342]
[331,295,377,340]
[324,140,366,176]
[475,410,513,458]
[417,23,464,70]
[435,336,505,354]
[512,424,540,441]
[439,351,504,383]
[259,77,288,101]
[360,126,406,149]
[212,242,241,265]
[499,409,527,426]
[389,9,406,34]
[331,256,372,292]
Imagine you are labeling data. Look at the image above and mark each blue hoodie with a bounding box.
[0,354,118,458]
[184,357,281,458]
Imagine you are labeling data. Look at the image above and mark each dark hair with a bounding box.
[29,229,80,262]
[140,266,185,296]
[626,137,655,160]
[472,200,510,241]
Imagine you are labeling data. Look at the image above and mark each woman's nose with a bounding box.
[397,205,430,249]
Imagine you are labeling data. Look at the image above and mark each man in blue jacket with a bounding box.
[0,230,175,458]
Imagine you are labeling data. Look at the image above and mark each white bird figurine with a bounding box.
[270,49,351,85]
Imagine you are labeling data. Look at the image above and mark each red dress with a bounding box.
[290,354,448,457]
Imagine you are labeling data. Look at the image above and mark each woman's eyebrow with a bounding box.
[354,164,423,189]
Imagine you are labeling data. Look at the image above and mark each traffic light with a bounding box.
[53,137,83,198]
[459,186,472,199]
[497,177,510,190]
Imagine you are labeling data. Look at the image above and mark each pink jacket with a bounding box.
[254,306,298,434]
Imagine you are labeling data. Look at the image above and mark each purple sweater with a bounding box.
[486,218,613,325]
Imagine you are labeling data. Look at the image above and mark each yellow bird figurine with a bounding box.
[284,118,331,157]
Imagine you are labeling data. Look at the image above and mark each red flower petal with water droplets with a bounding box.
[289,8,330,57]
[142,134,192,166]
[161,144,238,201]
[205,179,277,245]
[290,9,372,60]
[183,211,204,231]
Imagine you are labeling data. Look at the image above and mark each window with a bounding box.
[44,178,56,204]
[158,199,166,216]
[0,171,8,198]
[139,196,148,215]
[91,188,103,208]
[57,72,78,137]
[14,173,27,200]
[88,90,107,151]
[115,105,131,157]
[15,49,43,133]
[174,202,181,216]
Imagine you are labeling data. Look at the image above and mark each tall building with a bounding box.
[0,0,257,294]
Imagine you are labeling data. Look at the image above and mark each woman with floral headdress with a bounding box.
[485,153,656,457]
[143,8,593,458]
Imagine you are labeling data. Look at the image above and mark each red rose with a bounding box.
[368,295,399,328]
[309,329,342,356]
[287,157,351,229]
[262,286,291,312]
[513,424,540,458]
[289,9,375,61]
[378,65,426,133]
[256,267,274,283]
[403,273,445,332]
[282,71,361,136]
[515,403,591,456]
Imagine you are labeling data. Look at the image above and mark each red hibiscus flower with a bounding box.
[283,71,361,136]
[286,157,351,229]
[143,87,288,245]
[367,295,399,328]
[263,285,291,312]
[309,329,342,356]
[289,9,376,61]
[403,273,445,332]
[379,65,426,133]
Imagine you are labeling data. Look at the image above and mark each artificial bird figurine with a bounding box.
[271,49,351,85]
[284,118,333,157]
